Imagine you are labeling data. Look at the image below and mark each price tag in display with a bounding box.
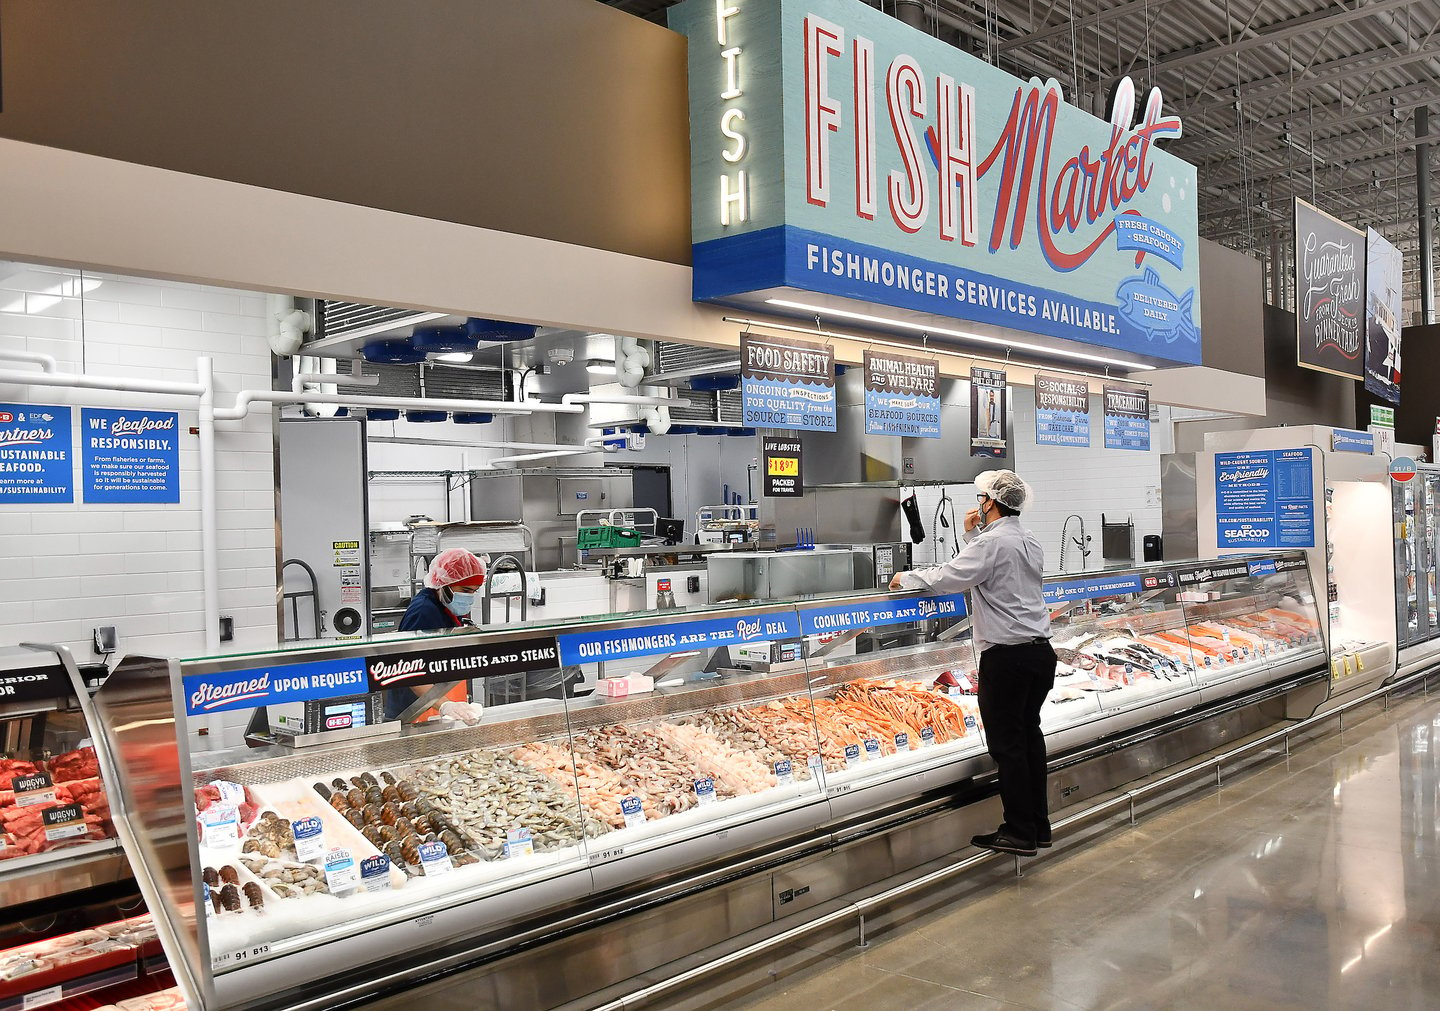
[963,714,977,733]
[22,985,63,1010]
[894,733,910,752]
[41,803,88,842]
[957,674,974,693]
[418,840,453,877]
[323,848,358,894]
[13,773,56,808]
[359,854,392,892]
[620,795,646,829]
[863,738,881,761]
[807,754,824,777]
[203,881,214,920]
[503,827,534,858]
[291,816,324,862]
[774,759,794,786]
[693,777,716,806]
[920,727,936,749]
[215,781,246,805]
[199,804,240,848]
[843,744,861,769]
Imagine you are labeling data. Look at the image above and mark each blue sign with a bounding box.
[1331,428,1375,454]
[1042,574,1147,605]
[1035,374,1090,447]
[80,408,180,503]
[797,593,967,635]
[1103,384,1150,451]
[558,611,804,665]
[0,402,73,503]
[182,656,368,715]
[1215,449,1314,549]
[740,332,836,432]
[863,349,940,438]
[1246,559,1278,578]
[670,0,1202,365]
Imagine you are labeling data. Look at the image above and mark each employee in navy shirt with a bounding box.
[384,549,488,722]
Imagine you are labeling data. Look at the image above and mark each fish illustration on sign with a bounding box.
[1116,268,1197,345]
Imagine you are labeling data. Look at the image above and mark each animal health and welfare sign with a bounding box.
[670,0,1202,364]
[862,349,939,437]
[1214,449,1314,549]
[81,409,180,503]
[0,403,72,503]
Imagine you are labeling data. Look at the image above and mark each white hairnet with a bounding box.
[976,470,1032,512]
[424,549,488,589]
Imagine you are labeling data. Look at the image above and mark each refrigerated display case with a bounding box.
[1392,465,1440,679]
[71,552,1326,1011]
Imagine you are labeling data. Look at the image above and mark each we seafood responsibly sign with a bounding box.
[0,403,73,503]
[862,349,940,437]
[740,333,837,431]
[1295,198,1364,381]
[671,0,1202,364]
[81,408,180,503]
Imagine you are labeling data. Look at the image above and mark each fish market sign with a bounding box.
[798,593,966,635]
[558,611,802,665]
[670,0,1201,364]
[182,657,367,715]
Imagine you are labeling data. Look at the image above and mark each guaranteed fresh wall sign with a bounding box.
[671,0,1202,364]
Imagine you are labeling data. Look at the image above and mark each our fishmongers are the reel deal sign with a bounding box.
[672,0,1202,365]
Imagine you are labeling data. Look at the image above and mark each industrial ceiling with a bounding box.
[604,0,1440,322]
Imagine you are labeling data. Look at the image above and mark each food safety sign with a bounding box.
[1214,449,1314,549]
[81,408,180,503]
[740,333,836,432]
[862,349,939,438]
[0,402,73,503]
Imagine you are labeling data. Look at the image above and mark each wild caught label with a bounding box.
[920,727,936,748]
[291,816,324,862]
[894,733,910,752]
[844,744,861,769]
[694,777,716,806]
[418,841,453,877]
[359,854,391,892]
[863,738,882,761]
[620,795,645,829]
[774,759,794,786]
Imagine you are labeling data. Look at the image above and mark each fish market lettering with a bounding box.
[736,618,763,640]
[717,0,751,225]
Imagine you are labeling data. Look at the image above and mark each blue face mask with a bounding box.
[447,590,476,617]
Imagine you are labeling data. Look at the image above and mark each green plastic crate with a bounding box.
[577,526,642,549]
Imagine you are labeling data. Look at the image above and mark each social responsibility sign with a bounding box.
[969,367,1007,458]
[1103,384,1149,451]
[1364,227,1402,404]
[740,332,836,431]
[81,408,180,503]
[762,435,803,496]
[1034,374,1090,447]
[862,349,939,437]
[0,403,73,503]
[1295,198,1364,380]
[671,0,1203,365]
[1214,449,1314,549]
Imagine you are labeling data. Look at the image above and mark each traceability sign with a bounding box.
[0,403,73,503]
[81,409,180,503]
[862,349,939,437]
[1102,384,1149,451]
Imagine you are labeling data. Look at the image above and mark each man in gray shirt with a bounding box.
[890,470,1056,856]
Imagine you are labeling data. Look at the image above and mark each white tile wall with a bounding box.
[0,263,277,661]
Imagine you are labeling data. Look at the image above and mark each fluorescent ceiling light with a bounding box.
[764,298,1157,371]
[434,352,474,363]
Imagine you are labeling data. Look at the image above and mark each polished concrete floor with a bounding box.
[670,689,1440,1010]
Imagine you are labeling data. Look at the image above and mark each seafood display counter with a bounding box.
[74,551,1326,1010]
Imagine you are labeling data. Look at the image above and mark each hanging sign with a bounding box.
[739,333,836,431]
[0,403,73,503]
[1330,428,1375,454]
[80,408,180,503]
[1214,449,1314,549]
[1369,404,1395,429]
[762,436,803,497]
[182,656,368,715]
[1294,198,1364,380]
[670,0,1202,365]
[1390,456,1418,483]
[969,368,1007,458]
[1034,374,1090,447]
[1102,384,1150,451]
[862,349,939,437]
[557,610,802,665]
[1363,228,1402,404]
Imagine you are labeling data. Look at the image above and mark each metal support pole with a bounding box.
[1419,107,1435,325]
[1128,796,1136,825]
[893,0,926,30]
[1215,765,1222,789]
[856,913,868,948]
[1013,855,1023,878]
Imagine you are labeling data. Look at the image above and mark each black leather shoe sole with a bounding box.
[971,831,1038,856]
[1037,838,1053,849]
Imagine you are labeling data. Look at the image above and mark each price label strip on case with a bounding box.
[620,795,646,829]
[22,986,63,1010]
[291,816,324,862]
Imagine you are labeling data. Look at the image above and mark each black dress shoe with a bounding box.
[971,828,1038,856]
[1036,828,1053,849]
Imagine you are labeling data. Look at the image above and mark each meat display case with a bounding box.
[73,551,1326,1010]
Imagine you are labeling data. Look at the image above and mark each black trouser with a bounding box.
[977,639,1058,843]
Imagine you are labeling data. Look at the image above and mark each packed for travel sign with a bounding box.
[671,0,1202,364]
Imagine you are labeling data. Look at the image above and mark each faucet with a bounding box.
[1060,515,1092,572]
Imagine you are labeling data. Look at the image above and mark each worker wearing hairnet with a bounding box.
[890,469,1056,856]
[383,549,489,724]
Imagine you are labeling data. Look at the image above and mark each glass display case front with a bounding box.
[1393,467,1440,648]
[75,552,1326,1010]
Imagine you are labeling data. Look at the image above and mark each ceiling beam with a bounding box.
[996,0,1182,55]
[1182,43,1440,117]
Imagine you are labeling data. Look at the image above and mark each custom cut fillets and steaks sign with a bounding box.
[671,0,1203,365]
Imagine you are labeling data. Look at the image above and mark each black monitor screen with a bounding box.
[657,517,685,543]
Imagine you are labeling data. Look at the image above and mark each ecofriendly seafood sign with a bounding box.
[1295,198,1364,380]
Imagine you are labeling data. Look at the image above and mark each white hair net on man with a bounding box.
[975,469,1033,512]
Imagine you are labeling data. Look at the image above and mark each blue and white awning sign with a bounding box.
[1043,573,1148,605]
[798,593,966,635]
[1331,428,1374,454]
[183,656,368,715]
[558,611,804,665]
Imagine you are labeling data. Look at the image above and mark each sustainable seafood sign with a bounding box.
[81,408,180,503]
[740,333,837,431]
[669,0,1202,364]
[182,657,368,715]
[558,611,803,665]
[1034,374,1090,447]
[1295,198,1364,380]
[0,402,73,503]
[862,349,939,437]
[365,636,560,691]
[1213,449,1314,550]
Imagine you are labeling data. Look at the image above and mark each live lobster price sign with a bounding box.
[763,436,803,497]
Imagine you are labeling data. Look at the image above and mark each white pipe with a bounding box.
[488,449,595,468]
[0,367,204,397]
[267,294,311,357]
[213,388,688,422]
[0,348,57,372]
[198,357,221,655]
[291,371,380,394]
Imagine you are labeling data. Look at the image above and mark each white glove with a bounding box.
[438,700,485,725]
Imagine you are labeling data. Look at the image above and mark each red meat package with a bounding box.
[193,780,258,828]
[47,745,100,783]
[117,987,188,1010]
[0,759,39,792]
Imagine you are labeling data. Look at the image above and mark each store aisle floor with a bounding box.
[676,689,1440,1011]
